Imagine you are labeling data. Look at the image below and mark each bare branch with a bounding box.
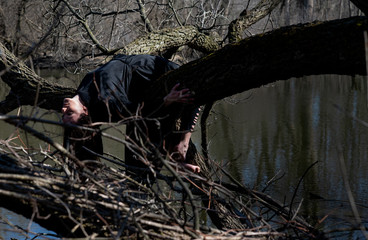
[136,0,154,32]
[228,0,283,43]
[60,0,109,54]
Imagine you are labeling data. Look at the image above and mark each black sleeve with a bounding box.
[121,54,180,104]
[77,54,181,122]
[77,59,137,122]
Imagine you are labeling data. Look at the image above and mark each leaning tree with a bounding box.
[0,0,367,239]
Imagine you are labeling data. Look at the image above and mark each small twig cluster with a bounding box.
[0,114,324,239]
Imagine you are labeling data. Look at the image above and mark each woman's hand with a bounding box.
[163,83,194,106]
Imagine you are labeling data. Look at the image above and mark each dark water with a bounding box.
[0,208,59,239]
[1,73,368,239]
[207,74,368,239]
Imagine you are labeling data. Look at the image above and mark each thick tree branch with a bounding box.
[119,25,220,55]
[0,42,75,114]
[0,15,364,239]
[1,17,367,114]
[148,16,368,108]
[228,0,283,43]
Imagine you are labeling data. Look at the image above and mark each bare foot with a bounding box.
[181,163,200,173]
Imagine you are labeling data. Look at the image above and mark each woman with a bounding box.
[62,54,200,174]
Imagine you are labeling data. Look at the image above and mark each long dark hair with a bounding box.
[63,113,103,161]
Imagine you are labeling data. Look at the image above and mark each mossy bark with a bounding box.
[1,16,367,114]
[228,0,283,43]
[119,25,220,56]
[0,16,365,237]
[0,43,75,114]
[147,16,368,109]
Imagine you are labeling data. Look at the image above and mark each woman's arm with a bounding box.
[163,83,201,173]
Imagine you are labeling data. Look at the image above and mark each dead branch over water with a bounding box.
[0,115,324,239]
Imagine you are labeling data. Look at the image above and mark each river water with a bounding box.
[1,73,368,239]
[207,74,368,239]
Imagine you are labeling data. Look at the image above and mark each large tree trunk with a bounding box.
[147,16,367,109]
[1,16,365,238]
[0,25,220,114]
[1,16,367,114]
[0,43,75,114]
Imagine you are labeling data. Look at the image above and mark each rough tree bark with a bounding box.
[228,0,283,43]
[0,25,220,114]
[144,16,367,109]
[0,16,367,237]
[1,16,367,115]
[119,25,220,56]
[0,44,75,114]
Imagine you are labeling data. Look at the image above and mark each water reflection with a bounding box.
[0,81,63,239]
[208,75,368,238]
[0,207,59,239]
[1,73,368,238]
[0,70,123,239]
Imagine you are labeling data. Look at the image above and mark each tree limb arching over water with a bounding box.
[1,16,367,114]
[0,0,367,238]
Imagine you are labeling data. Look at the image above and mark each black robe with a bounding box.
[76,54,199,175]
[77,54,180,122]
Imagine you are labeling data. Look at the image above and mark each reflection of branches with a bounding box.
[0,213,61,239]
[288,160,318,219]
[338,151,368,240]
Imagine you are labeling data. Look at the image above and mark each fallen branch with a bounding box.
[0,114,325,239]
